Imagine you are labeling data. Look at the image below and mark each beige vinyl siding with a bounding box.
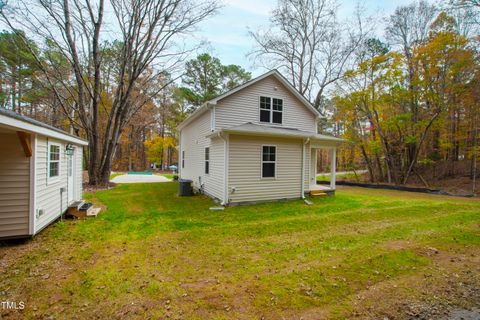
[205,137,224,200]
[0,132,30,237]
[228,135,302,203]
[304,143,311,192]
[35,136,69,233]
[180,110,224,201]
[215,75,317,133]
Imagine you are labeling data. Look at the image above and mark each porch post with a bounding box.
[330,148,336,190]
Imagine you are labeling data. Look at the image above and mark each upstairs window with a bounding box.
[262,146,276,178]
[260,96,283,124]
[205,147,210,174]
[48,144,60,178]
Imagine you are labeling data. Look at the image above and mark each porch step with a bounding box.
[67,201,101,219]
[310,190,327,197]
[68,200,85,210]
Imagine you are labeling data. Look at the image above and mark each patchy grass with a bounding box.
[1,184,479,319]
[317,172,361,182]
[156,173,175,180]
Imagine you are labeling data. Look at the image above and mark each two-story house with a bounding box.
[178,70,344,205]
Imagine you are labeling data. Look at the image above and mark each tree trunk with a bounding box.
[360,145,375,182]
[472,126,477,195]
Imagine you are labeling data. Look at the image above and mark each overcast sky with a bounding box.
[193,0,417,76]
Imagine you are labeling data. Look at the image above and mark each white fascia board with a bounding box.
[0,114,88,146]
[209,70,321,118]
[207,129,346,144]
[177,102,215,131]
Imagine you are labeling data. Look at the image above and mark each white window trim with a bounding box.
[259,95,283,125]
[261,144,277,180]
[205,146,210,175]
[47,141,61,184]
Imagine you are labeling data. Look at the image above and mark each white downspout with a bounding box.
[218,132,229,205]
[301,138,310,199]
[330,147,337,190]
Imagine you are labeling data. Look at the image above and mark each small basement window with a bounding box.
[48,143,60,178]
[260,96,283,124]
[205,147,210,174]
[262,145,276,178]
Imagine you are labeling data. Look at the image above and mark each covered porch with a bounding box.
[307,141,337,196]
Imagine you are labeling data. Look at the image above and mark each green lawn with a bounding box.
[317,172,360,182]
[1,183,479,319]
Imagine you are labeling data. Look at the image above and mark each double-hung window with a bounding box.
[260,96,283,124]
[262,146,276,178]
[182,151,185,168]
[205,147,210,174]
[48,143,60,179]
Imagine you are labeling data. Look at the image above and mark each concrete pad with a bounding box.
[111,174,171,184]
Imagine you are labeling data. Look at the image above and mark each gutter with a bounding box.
[301,138,310,199]
[206,129,345,143]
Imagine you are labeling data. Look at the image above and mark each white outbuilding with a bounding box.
[0,108,88,239]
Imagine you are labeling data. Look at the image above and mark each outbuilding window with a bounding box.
[205,147,210,174]
[262,145,276,178]
[260,96,283,124]
[48,143,60,178]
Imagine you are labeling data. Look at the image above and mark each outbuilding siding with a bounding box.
[35,136,68,232]
[0,132,30,237]
[228,135,303,203]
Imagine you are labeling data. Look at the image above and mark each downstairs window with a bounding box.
[262,145,276,178]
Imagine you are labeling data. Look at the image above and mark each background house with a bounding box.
[178,70,344,205]
[0,109,87,238]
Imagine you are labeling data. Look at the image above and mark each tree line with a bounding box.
[250,0,480,192]
[333,1,480,189]
[0,0,222,185]
[0,0,478,191]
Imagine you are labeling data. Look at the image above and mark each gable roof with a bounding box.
[177,70,321,130]
[0,108,88,146]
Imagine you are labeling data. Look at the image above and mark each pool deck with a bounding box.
[111,174,171,184]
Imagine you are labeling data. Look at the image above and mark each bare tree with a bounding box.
[454,0,480,8]
[449,0,480,30]
[1,0,219,185]
[249,0,369,113]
